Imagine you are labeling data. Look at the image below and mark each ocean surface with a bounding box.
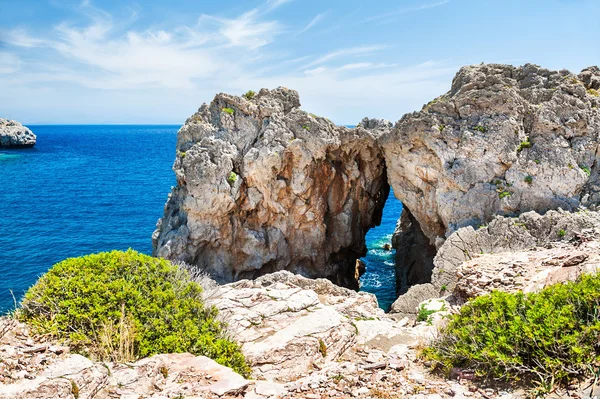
[0,125,401,312]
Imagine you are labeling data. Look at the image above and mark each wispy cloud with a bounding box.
[265,0,293,12]
[198,10,282,49]
[364,0,450,23]
[301,45,387,70]
[297,12,327,35]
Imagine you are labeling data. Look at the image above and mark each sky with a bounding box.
[0,0,599,125]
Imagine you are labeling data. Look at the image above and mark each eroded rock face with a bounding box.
[0,119,36,148]
[153,88,389,288]
[383,63,600,294]
[390,209,600,315]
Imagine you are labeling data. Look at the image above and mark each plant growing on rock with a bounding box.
[424,273,600,388]
[580,165,591,176]
[588,88,599,97]
[558,229,566,238]
[222,107,234,115]
[517,137,532,152]
[498,190,511,199]
[242,90,256,100]
[473,125,486,133]
[227,171,238,184]
[524,175,533,185]
[17,250,250,376]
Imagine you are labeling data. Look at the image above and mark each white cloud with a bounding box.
[198,10,281,49]
[301,45,387,69]
[364,0,451,23]
[297,12,327,35]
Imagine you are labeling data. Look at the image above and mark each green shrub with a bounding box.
[18,250,250,376]
[222,107,234,115]
[581,165,591,176]
[318,339,327,357]
[534,159,540,164]
[302,125,310,131]
[558,229,566,238]
[424,273,600,387]
[524,175,533,184]
[227,171,238,184]
[517,137,532,152]
[473,125,486,133]
[437,124,446,132]
[588,88,599,97]
[417,304,437,323]
[498,190,511,199]
[242,90,256,100]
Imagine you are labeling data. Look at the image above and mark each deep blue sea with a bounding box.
[0,125,401,312]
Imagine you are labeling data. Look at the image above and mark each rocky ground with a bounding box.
[3,256,599,398]
[0,119,36,148]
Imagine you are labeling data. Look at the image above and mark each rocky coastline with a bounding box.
[2,63,600,398]
[0,119,36,148]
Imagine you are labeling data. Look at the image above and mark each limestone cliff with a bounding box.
[0,119,36,148]
[155,63,600,301]
[153,88,389,288]
[386,63,600,292]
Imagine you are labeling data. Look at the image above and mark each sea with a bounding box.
[0,125,402,313]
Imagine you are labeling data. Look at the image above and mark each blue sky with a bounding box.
[0,0,599,124]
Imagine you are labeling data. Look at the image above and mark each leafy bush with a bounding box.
[222,107,234,115]
[242,90,256,100]
[227,171,238,184]
[424,273,600,387]
[558,229,566,238]
[581,165,591,176]
[18,250,250,376]
[517,137,532,152]
[587,88,599,97]
[524,175,533,184]
[498,190,511,199]
[473,125,486,133]
[417,304,437,323]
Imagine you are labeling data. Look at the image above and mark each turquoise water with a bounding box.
[0,125,400,312]
[359,191,402,310]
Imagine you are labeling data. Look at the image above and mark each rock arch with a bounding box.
[153,63,600,304]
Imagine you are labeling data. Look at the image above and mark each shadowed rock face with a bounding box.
[155,63,600,298]
[153,88,389,288]
[0,119,36,148]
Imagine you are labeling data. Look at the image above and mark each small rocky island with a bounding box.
[0,118,36,148]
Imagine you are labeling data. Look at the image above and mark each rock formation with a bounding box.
[153,88,389,289]
[389,209,600,315]
[154,63,600,306]
[385,64,600,294]
[0,119,36,148]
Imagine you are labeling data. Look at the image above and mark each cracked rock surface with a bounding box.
[153,88,389,289]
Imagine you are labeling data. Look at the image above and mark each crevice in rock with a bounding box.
[391,207,437,296]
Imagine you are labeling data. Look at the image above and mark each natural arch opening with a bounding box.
[358,189,402,310]
[358,188,438,310]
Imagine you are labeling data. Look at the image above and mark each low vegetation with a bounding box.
[242,90,256,100]
[473,125,486,133]
[423,273,600,390]
[587,88,599,97]
[517,137,532,152]
[18,250,250,376]
[498,190,511,199]
[524,175,533,185]
[222,107,235,115]
[227,171,238,184]
[581,165,591,176]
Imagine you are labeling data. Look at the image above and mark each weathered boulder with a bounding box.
[386,63,600,292]
[390,209,600,315]
[153,88,389,288]
[0,119,36,148]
